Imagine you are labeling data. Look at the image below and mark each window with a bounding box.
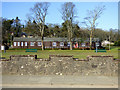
[96,42,99,46]
[25,42,27,46]
[30,42,34,46]
[38,42,42,46]
[18,42,20,46]
[14,42,16,46]
[52,42,56,46]
[21,42,23,46]
[67,42,70,46]
[60,42,64,46]
[81,43,85,47]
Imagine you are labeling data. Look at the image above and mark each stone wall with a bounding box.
[1,55,118,76]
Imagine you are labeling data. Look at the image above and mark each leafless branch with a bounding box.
[30,2,50,50]
[83,5,105,49]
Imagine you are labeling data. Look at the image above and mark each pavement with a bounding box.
[1,75,118,88]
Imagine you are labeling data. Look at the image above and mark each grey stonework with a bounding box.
[1,55,118,76]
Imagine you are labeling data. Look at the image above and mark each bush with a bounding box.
[9,48,27,50]
[114,40,120,46]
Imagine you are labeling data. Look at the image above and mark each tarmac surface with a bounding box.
[1,75,118,88]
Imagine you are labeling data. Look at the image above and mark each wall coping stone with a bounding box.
[10,55,37,60]
[1,55,118,62]
[10,55,36,57]
[88,55,114,57]
[0,59,9,61]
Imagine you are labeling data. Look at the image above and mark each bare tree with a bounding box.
[61,2,76,50]
[31,2,50,50]
[83,5,105,50]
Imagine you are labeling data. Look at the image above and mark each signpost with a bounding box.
[96,42,99,53]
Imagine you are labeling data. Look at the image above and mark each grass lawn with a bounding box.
[1,46,119,59]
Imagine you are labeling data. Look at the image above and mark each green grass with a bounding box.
[2,46,119,59]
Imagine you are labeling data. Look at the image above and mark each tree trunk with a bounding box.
[90,28,93,50]
[41,36,44,50]
[70,41,72,50]
[70,29,73,50]
[41,21,45,51]
[68,28,72,50]
[70,27,73,50]
[90,35,92,50]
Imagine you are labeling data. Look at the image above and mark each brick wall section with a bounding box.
[1,55,118,76]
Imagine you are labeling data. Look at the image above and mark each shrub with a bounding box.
[114,40,120,46]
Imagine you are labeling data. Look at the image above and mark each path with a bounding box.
[2,75,118,88]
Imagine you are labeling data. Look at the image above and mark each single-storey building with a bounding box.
[13,37,100,49]
[101,40,114,46]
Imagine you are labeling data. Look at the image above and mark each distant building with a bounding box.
[101,40,114,46]
[21,32,27,38]
[13,37,100,49]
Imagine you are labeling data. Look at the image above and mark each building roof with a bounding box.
[13,37,82,42]
[13,37,100,42]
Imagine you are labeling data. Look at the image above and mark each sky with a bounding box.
[2,2,118,31]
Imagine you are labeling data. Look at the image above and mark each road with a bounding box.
[1,75,118,88]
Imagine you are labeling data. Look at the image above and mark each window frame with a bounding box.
[30,42,34,46]
[25,42,27,46]
[52,42,57,47]
[60,42,64,46]
[14,42,16,46]
[18,42,20,46]
[67,42,70,46]
[81,43,86,47]
[21,42,23,46]
[38,42,42,46]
